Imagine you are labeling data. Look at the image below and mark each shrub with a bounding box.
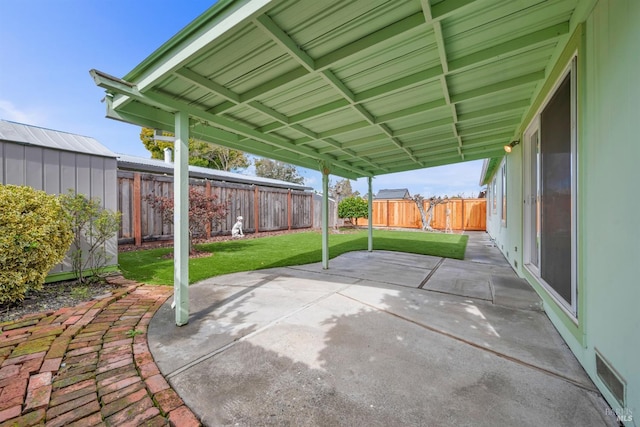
[145,187,229,254]
[0,185,73,304]
[59,191,121,284]
[338,196,369,226]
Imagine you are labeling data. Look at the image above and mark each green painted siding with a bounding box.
[581,0,640,419]
[487,0,639,421]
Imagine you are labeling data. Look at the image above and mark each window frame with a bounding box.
[501,162,507,225]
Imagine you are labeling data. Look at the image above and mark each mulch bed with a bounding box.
[0,278,124,323]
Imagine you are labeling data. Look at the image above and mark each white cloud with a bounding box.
[0,99,47,125]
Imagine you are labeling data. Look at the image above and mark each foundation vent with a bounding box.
[596,351,625,406]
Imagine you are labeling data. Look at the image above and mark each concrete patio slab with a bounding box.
[291,251,439,288]
[148,232,617,426]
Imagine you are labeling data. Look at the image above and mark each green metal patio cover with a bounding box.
[91,0,584,325]
[91,0,585,178]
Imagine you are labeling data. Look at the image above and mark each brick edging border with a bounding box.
[0,276,201,426]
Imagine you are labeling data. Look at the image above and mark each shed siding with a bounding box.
[0,140,118,276]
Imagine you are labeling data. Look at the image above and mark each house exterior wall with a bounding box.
[0,141,118,278]
[486,1,639,423]
[485,155,522,272]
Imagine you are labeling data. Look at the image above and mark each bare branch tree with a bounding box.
[413,194,448,231]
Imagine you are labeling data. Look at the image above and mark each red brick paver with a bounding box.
[0,276,202,426]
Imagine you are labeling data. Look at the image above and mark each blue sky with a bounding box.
[0,0,486,198]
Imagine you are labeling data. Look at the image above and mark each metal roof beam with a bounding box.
[457,99,530,122]
[211,12,429,116]
[233,66,310,108]
[108,101,364,178]
[393,117,455,137]
[461,132,513,147]
[450,70,545,103]
[247,100,289,124]
[314,12,427,70]
[421,0,464,161]
[375,99,447,123]
[414,145,459,158]
[175,66,375,167]
[256,67,444,141]
[430,0,478,21]
[340,134,389,150]
[354,66,442,102]
[253,14,316,72]
[448,22,570,73]
[462,145,509,158]
[174,68,240,103]
[173,65,390,174]
[315,67,423,168]
[289,99,351,123]
[458,117,522,136]
[92,69,372,177]
[319,138,387,172]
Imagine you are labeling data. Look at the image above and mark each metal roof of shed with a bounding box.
[91,0,585,179]
[118,153,312,190]
[375,188,411,199]
[0,120,116,158]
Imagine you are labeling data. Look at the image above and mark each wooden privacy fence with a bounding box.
[118,171,318,246]
[359,198,486,231]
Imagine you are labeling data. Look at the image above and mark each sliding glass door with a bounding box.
[524,58,577,316]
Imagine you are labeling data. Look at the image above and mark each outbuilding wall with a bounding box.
[0,140,118,278]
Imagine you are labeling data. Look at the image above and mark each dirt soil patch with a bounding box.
[0,278,124,323]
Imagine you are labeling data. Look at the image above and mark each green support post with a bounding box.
[368,176,373,252]
[174,111,189,326]
[322,166,330,269]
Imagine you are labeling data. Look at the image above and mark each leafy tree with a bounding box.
[145,187,229,254]
[330,179,358,229]
[338,196,369,226]
[140,127,249,172]
[60,192,121,283]
[254,158,305,184]
[0,185,73,303]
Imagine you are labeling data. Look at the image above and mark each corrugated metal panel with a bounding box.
[117,154,312,190]
[0,120,116,158]
[376,188,410,199]
[0,138,119,274]
[94,0,581,178]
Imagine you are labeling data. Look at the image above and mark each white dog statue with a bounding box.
[232,216,244,238]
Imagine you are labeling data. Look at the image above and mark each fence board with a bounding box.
[118,171,318,245]
[359,199,486,231]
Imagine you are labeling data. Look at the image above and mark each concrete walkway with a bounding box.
[148,232,617,426]
[0,278,199,426]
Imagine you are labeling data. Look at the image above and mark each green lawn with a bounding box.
[118,230,468,285]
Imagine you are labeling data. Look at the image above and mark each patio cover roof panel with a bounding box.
[94,0,581,179]
[442,0,575,58]
[272,0,423,59]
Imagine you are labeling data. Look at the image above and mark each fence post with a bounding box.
[287,189,292,230]
[133,173,142,247]
[461,199,466,231]
[205,181,212,237]
[386,200,390,227]
[254,186,259,233]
